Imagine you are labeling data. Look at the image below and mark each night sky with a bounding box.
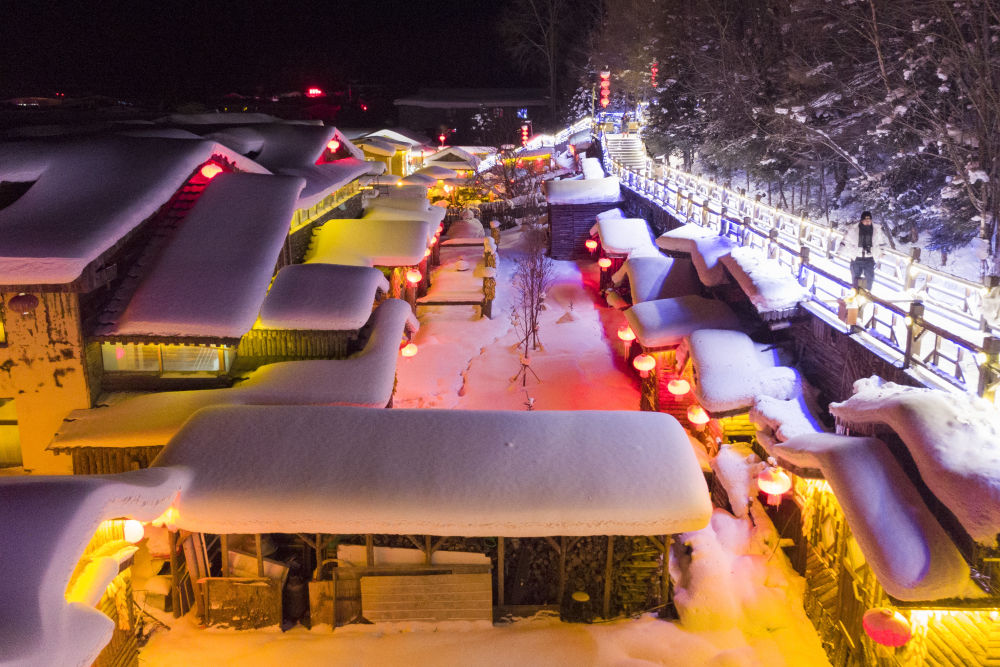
[0,0,533,102]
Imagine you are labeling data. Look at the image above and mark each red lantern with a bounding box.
[617,325,636,352]
[406,269,422,285]
[599,70,611,108]
[757,466,792,505]
[305,87,324,98]
[439,133,447,146]
[863,608,911,648]
[687,405,710,427]
[400,342,418,357]
[585,239,598,253]
[667,379,690,396]
[633,353,655,378]
[327,138,341,153]
[200,163,223,180]
[651,61,659,88]
[597,257,612,270]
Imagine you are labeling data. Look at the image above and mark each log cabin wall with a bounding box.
[548,201,625,260]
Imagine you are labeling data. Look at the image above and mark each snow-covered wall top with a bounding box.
[720,247,809,312]
[102,173,304,339]
[0,136,267,286]
[581,157,605,180]
[257,264,388,330]
[152,406,712,536]
[830,377,1000,545]
[0,469,187,667]
[545,176,621,205]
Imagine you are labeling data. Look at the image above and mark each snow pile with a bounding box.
[720,246,810,312]
[589,207,625,235]
[750,394,826,450]
[51,299,417,449]
[689,330,801,414]
[710,443,763,518]
[446,217,486,239]
[306,217,431,267]
[671,507,831,664]
[206,123,335,171]
[594,217,658,256]
[624,296,741,348]
[545,176,621,205]
[655,231,736,287]
[773,433,983,601]
[580,156,605,179]
[830,377,1000,544]
[0,468,187,667]
[413,165,458,180]
[257,264,388,330]
[612,256,700,304]
[102,173,304,340]
[152,406,712,537]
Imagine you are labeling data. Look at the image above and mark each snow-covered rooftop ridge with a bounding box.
[306,217,431,267]
[595,217,658,256]
[355,136,402,156]
[611,255,700,304]
[278,157,371,209]
[773,433,983,601]
[151,405,711,536]
[365,128,431,148]
[545,176,621,205]
[580,157,605,180]
[0,468,186,667]
[257,264,388,330]
[413,165,458,180]
[624,295,741,348]
[0,135,268,286]
[720,246,810,312]
[51,299,417,450]
[750,393,826,449]
[655,232,735,287]
[101,173,303,340]
[830,376,1000,545]
[424,146,480,170]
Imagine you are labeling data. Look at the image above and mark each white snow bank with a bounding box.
[446,218,486,239]
[152,406,712,537]
[279,158,371,209]
[595,217,658,256]
[580,157,605,179]
[51,299,417,450]
[102,173,304,340]
[0,136,267,285]
[545,176,621,205]
[720,246,809,312]
[773,433,983,601]
[306,217,431,267]
[367,198,445,223]
[655,231,735,287]
[0,468,187,667]
[710,444,762,518]
[750,393,825,447]
[830,377,1000,544]
[624,296,741,348]
[611,256,700,303]
[689,329,801,414]
[257,264,388,330]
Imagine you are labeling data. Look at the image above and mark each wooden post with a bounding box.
[557,536,567,605]
[603,536,614,619]
[314,533,322,580]
[903,301,924,369]
[660,535,671,617]
[255,534,264,577]
[497,537,505,608]
[424,535,432,565]
[169,530,182,618]
[365,534,374,567]
[220,534,230,577]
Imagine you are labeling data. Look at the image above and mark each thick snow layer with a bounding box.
[0,136,267,285]
[720,246,809,312]
[624,295,741,348]
[0,468,186,667]
[830,377,1000,544]
[710,443,762,518]
[446,219,486,239]
[545,176,621,205]
[595,217,658,256]
[209,123,335,171]
[257,264,388,330]
[580,156,605,179]
[51,299,417,449]
[655,230,735,287]
[103,173,303,340]
[366,198,446,223]
[773,433,983,601]
[356,136,401,157]
[750,394,825,445]
[278,158,371,209]
[402,172,437,185]
[365,128,431,148]
[306,217,431,267]
[611,255,700,303]
[413,165,458,180]
[422,146,479,171]
[152,406,712,537]
[689,329,801,414]
[656,223,718,242]
[589,207,625,236]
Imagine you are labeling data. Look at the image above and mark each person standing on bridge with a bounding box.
[842,211,883,290]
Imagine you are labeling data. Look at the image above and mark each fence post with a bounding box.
[905,247,922,291]
[903,301,924,369]
[978,335,1000,397]
[798,246,810,283]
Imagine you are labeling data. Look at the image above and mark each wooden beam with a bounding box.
[660,535,670,616]
[169,530,181,618]
[220,534,229,577]
[603,536,614,619]
[557,536,567,606]
[404,534,424,552]
[255,534,264,577]
[425,535,432,565]
[365,534,374,567]
[497,537,505,607]
[431,536,450,554]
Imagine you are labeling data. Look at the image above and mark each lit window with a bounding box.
[101,343,233,376]
[0,398,20,468]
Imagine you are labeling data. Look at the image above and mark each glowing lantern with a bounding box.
[152,506,178,530]
[400,342,418,357]
[650,61,659,88]
[327,138,341,153]
[406,269,422,285]
[439,133,447,146]
[599,70,611,108]
[667,379,690,396]
[585,239,598,253]
[597,257,612,270]
[305,87,324,97]
[617,325,636,350]
[199,162,223,179]
[687,405,710,427]
[757,466,792,505]
[863,608,912,648]
[8,292,39,315]
[396,180,403,187]
[123,519,144,544]
[444,184,453,193]
[633,353,655,378]
[423,248,431,258]
[520,123,529,147]
[115,346,126,361]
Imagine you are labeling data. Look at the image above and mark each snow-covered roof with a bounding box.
[624,296,741,348]
[151,406,712,536]
[595,217,658,256]
[277,157,371,209]
[611,256,700,304]
[306,217,431,267]
[365,128,431,148]
[100,173,304,340]
[356,136,404,156]
[366,195,445,220]
[401,172,436,185]
[0,468,186,667]
[424,146,479,170]
[51,299,417,450]
[545,176,621,205]
[580,157,605,179]
[830,377,1000,545]
[0,136,267,286]
[749,394,825,448]
[719,247,809,313]
[655,232,735,287]
[209,123,334,169]
[257,264,388,330]
[688,329,801,414]
[774,433,983,601]
[413,165,458,180]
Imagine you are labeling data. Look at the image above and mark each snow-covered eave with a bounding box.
[281,158,371,210]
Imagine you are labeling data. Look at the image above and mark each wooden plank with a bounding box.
[361,574,492,623]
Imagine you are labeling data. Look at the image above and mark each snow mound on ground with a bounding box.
[710,444,763,518]
[830,376,1000,544]
[773,433,984,601]
[750,393,826,449]
[721,246,810,312]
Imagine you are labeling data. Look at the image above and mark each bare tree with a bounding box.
[511,228,554,385]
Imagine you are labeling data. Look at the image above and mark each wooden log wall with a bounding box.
[548,201,625,260]
[69,445,164,475]
[234,329,357,372]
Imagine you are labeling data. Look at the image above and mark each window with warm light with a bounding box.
[101,343,233,376]
[0,398,21,468]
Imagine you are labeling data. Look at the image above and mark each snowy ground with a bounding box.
[139,223,829,666]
